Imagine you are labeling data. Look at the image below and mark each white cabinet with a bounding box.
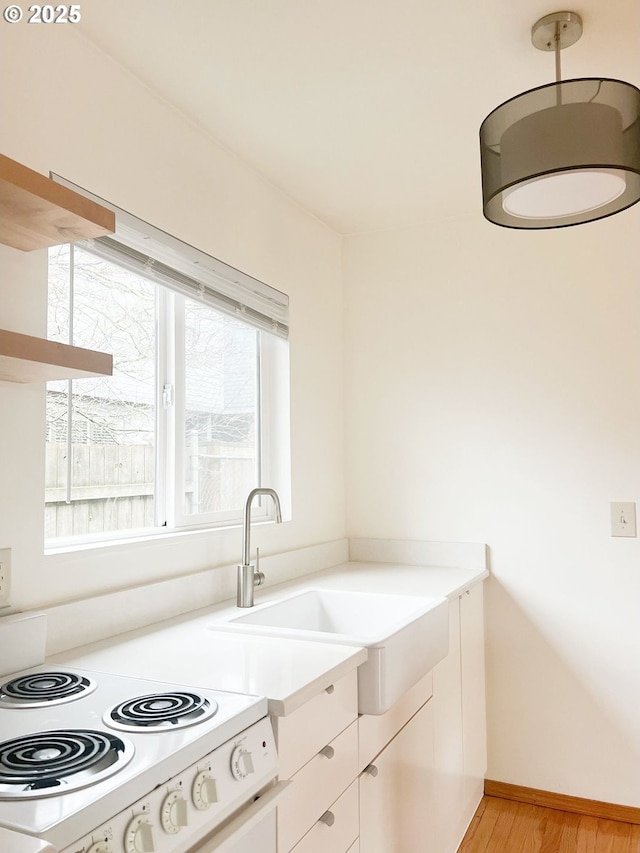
[273,671,359,853]
[277,722,358,851]
[290,781,359,853]
[359,698,435,853]
[274,674,357,781]
[273,580,486,853]
[460,583,487,820]
[432,595,464,852]
[432,583,486,853]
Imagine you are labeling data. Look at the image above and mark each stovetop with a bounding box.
[0,664,268,850]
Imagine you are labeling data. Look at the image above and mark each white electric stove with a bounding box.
[0,662,282,853]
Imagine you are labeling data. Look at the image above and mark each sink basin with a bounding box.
[210,588,449,714]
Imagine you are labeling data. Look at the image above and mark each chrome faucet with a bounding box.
[237,487,282,608]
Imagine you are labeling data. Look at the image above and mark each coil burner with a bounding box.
[0,729,134,798]
[104,691,218,732]
[0,671,97,709]
[0,660,271,851]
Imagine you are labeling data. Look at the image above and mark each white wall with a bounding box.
[343,210,640,806]
[0,25,345,610]
[2,15,639,813]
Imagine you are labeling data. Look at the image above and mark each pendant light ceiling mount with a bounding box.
[531,11,582,53]
[479,10,640,229]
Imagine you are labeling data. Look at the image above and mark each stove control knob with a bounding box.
[230,745,255,780]
[160,791,188,834]
[124,815,155,853]
[87,843,113,853]
[192,771,218,810]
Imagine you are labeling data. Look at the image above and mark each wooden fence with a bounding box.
[45,444,154,538]
[44,443,254,538]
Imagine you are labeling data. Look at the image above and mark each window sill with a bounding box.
[44,516,281,557]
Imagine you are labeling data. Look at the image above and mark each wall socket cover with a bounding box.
[610,502,637,537]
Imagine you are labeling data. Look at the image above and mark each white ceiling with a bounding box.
[77,0,639,235]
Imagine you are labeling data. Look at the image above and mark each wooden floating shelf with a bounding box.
[0,154,116,383]
[0,329,113,384]
[0,153,115,251]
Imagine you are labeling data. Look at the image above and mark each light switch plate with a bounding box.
[610,502,637,537]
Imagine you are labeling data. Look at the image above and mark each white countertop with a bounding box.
[52,561,487,716]
[261,560,488,602]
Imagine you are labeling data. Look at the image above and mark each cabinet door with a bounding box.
[460,584,487,821]
[432,585,487,853]
[432,597,463,853]
[359,700,435,853]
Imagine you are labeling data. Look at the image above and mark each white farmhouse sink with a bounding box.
[210,588,449,714]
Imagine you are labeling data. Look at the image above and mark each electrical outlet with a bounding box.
[0,548,11,607]
[610,502,637,538]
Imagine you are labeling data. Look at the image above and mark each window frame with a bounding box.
[44,185,290,551]
[169,291,266,532]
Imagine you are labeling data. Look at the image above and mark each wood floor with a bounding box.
[458,796,640,853]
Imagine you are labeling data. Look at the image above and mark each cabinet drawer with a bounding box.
[277,721,358,852]
[358,670,432,771]
[274,671,357,779]
[290,781,358,853]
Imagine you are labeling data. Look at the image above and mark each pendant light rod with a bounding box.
[531,13,582,111]
[554,21,562,82]
[532,12,582,104]
[555,22,562,106]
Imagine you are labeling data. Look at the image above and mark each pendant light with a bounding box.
[479,12,640,229]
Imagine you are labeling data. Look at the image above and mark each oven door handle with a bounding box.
[193,780,290,853]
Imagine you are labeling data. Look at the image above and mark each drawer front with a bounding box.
[275,671,358,779]
[290,781,358,853]
[358,670,432,771]
[277,722,358,852]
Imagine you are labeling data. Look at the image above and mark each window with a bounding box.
[45,194,290,546]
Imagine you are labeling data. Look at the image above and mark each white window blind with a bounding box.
[51,175,289,339]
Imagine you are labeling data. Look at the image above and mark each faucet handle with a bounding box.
[254,547,265,587]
